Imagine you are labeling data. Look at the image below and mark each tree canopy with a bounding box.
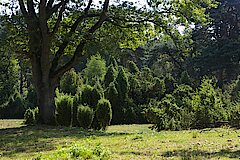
[0,0,217,124]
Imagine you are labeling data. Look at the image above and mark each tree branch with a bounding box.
[27,0,36,17]
[51,0,66,35]
[47,0,55,9]
[88,0,109,33]
[50,0,94,67]
[47,2,62,19]
[18,0,28,18]
[51,41,87,78]
[85,0,93,14]
[49,14,99,74]
[51,0,110,78]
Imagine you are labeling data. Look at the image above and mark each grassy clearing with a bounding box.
[0,119,26,129]
[0,120,240,159]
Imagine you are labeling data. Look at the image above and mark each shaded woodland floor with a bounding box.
[0,120,240,159]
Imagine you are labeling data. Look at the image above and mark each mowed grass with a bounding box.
[0,120,240,159]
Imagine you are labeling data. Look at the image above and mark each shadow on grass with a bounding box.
[162,148,240,159]
[0,125,131,157]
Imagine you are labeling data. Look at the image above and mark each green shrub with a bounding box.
[192,78,228,129]
[55,94,73,126]
[116,67,129,100]
[96,99,112,130]
[84,54,107,85]
[127,60,139,74]
[229,102,240,128]
[67,144,112,159]
[77,105,94,129]
[91,87,102,109]
[72,90,81,127]
[33,107,39,123]
[24,107,39,125]
[81,84,102,109]
[24,108,35,124]
[3,91,26,119]
[81,85,93,106]
[60,69,83,95]
[104,64,117,88]
[106,82,121,124]
[145,85,195,131]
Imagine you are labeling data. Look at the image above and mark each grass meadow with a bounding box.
[0,120,240,159]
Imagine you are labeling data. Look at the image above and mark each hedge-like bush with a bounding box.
[96,99,112,130]
[24,108,35,124]
[24,107,39,125]
[55,94,73,126]
[77,105,94,129]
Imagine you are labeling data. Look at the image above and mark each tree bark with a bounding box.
[31,54,58,125]
[37,80,57,125]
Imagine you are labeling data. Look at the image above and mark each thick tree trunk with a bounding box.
[30,50,58,125]
[37,81,57,125]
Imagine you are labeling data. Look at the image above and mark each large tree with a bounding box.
[189,0,240,85]
[2,0,216,124]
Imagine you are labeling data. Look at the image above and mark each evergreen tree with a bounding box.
[104,64,117,88]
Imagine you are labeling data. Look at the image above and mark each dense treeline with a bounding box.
[0,0,240,130]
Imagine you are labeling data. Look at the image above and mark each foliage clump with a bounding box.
[84,55,107,85]
[55,92,73,127]
[96,99,112,130]
[60,69,83,96]
[24,107,39,125]
[1,91,26,119]
[145,78,229,131]
[192,78,228,129]
[77,105,94,129]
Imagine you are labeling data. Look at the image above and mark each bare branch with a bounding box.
[103,0,109,12]
[27,0,36,17]
[18,0,28,18]
[51,41,87,78]
[51,0,66,34]
[85,0,93,14]
[49,13,100,73]
[50,0,110,77]
[88,0,110,33]
[40,0,47,6]
[47,0,55,9]
[47,2,62,19]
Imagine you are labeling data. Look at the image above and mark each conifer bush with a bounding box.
[55,94,73,126]
[5,92,26,119]
[81,85,93,106]
[60,69,83,95]
[24,108,35,124]
[96,99,112,130]
[106,82,120,124]
[116,67,129,100]
[192,78,228,129]
[72,90,81,127]
[127,60,139,74]
[104,64,117,87]
[24,107,39,124]
[77,105,94,129]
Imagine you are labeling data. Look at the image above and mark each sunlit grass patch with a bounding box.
[0,119,25,129]
[0,120,240,159]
